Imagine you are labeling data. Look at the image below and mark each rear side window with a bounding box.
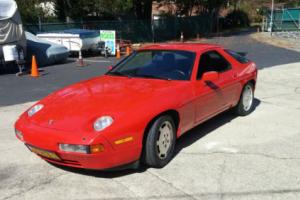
[225,49,250,64]
[197,50,231,79]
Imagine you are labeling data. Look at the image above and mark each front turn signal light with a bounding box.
[90,144,104,154]
[15,129,24,141]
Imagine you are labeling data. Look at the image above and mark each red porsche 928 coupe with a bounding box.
[15,43,257,170]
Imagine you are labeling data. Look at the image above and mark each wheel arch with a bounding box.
[239,79,256,99]
[141,109,180,156]
[248,79,256,89]
[144,109,180,137]
[241,78,256,91]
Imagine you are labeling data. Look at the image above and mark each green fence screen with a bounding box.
[263,8,300,31]
[25,15,213,43]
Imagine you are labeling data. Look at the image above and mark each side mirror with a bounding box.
[237,52,247,57]
[202,71,219,82]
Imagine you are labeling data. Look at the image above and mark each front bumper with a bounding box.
[15,118,141,170]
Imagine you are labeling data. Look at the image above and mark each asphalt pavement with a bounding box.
[201,31,300,68]
[0,56,118,106]
[1,32,300,106]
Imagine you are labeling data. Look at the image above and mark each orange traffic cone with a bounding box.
[126,46,130,56]
[31,55,39,78]
[116,48,121,59]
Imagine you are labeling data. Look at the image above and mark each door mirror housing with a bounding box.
[202,71,219,82]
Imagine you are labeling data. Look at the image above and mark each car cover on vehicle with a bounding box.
[25,32,69,67]
[0,0,26,56]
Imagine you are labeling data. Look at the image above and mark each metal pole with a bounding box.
[38,16,42,32]
[151,16,155,43]
[270,0,274,35]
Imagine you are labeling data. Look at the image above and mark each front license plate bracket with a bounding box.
[26,144,61,160]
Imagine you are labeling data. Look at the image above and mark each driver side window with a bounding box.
[197,50,231,80]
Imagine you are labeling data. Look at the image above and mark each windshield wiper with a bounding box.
[106,71,132,78]
[136,74,172,81]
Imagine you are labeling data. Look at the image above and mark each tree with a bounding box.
[159,0,227,17]
[54,0,68,21]
[15,0,45,23]
[133,0,153,20]
[172,0,202,16]
[94,0,133,19]
[54,0,134,21]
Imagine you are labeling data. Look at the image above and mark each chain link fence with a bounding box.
[25,15,214,43]
[263,8,300,32]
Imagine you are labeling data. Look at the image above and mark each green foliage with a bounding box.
[225,9,250,28]
[172,0,202,16]
[160,0,227,16]
[284,1,300,8]
[15,0,43,23]
[201,0,227,13]
[55,0,135,21]
[17,0,298,24]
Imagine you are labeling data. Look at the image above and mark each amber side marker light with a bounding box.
[90,144,105,154]
[114,136,133,145]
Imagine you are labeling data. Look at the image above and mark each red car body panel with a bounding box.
[15,43,257,170]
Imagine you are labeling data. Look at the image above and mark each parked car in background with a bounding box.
[15,43,257,170]
[26,32,69,67]
[36,29,100,52]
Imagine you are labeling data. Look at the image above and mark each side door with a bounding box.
[215,49,242,106]
[194,51,225,124]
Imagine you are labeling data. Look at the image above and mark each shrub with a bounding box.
[224,9,250,29]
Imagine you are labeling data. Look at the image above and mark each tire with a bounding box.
[234,82,255,116]
[143,115,176,168]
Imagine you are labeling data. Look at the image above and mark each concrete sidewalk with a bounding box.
[0,62,300,200]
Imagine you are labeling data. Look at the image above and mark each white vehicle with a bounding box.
[0,0,26,71]
[36,29,100,52]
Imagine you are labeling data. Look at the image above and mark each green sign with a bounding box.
[100,30,116,55]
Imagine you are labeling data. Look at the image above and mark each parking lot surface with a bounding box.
[1,33,300,200]
[0,56,117,106]
[1,32,300,106]
[1,63,300,200]
[0,63,300,200]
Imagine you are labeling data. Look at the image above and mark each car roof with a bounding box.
[139,43,222,53]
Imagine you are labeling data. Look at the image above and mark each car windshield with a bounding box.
[107,50,196,81]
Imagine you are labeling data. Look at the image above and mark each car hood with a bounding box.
[29,75,183,132]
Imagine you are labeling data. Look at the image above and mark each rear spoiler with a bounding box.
[237,52,248,57]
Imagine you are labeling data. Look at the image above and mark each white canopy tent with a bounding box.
[0,0,26,64]
[0,0,25,44]
[0,0,17,20]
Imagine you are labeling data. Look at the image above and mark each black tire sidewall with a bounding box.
[144,115,176,168]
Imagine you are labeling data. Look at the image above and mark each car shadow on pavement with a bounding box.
[174,98,259,155]
[52,98,261,178]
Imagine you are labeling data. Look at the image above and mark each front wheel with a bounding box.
[143,115,176,168]
[234,82,255,116]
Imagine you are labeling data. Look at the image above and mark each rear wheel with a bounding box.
[143,115,176,168]
[234,82,254,116]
